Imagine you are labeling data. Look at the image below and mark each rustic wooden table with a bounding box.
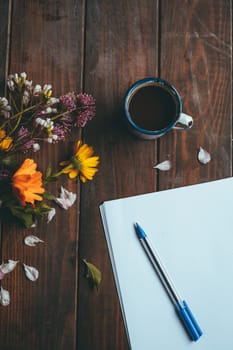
[0,1,232,349]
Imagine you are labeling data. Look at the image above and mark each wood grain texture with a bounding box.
[0,1,232,349]
[0,1,85,350]
[158,0,232,190]
[0,0,10,95]
[77,1,159,349]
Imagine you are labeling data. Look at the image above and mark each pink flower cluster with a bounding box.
[0,73,96,153]
[76,93,96,127]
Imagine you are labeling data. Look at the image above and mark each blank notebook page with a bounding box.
[100,177,233,350]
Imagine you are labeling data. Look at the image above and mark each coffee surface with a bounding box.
[128,85,177,131]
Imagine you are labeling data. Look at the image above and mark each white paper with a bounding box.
[100,177,233,350]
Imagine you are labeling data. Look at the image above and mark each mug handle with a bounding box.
[173,113,193,130]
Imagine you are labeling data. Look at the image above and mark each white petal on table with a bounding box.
[23,264,39,281]
[24,235,44,247]
[0,286,10,306]
[153,160,172,171]
[54,186,77,210]
[0,260,19,274]
[198,147,211,164]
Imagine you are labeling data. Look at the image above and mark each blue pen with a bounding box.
[134,223,203,342]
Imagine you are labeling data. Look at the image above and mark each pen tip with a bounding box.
[134,222,146,239]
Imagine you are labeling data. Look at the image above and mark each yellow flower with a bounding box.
[12,158,45,206]
[0,130,13,150]
[60,140,99,182]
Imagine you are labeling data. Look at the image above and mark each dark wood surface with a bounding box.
[0,1,232,349]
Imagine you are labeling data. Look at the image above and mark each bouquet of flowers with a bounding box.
[0,72,99,228]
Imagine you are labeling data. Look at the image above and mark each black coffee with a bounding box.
[128,85,178,131]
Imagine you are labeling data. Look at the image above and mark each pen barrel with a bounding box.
[176,300,203,341]
[141,237,181,304]
[135,224,203,342]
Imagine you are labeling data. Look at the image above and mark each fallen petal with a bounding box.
[198,147,211,164]
[153,160,171,171]
[0,260,19,274]
[55,186,77,210]
[0,286,10,306]
[23,264,39,281]
[47,208,56,223]
[24,235,44,247]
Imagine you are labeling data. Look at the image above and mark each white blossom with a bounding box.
[43,84,52,97]
[23,91,30,105]
[33,143,40,152]
[7,78,15,90]
[35,117,44,126]
[47,134,58,143]
[20,72,27,80]
[45,118,54,129]
[52,134,58,141]
[13,73,19,83]
[47,97,59,106]
[0,97,9,107]
[33,84,42,95]
[35,117,54,130]
[45,107,53,114]
[0,97,11,118]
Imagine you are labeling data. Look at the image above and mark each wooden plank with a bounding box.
[158,0,232,190]
[77,1,159,349]
[0,0,11,94]
[0,1,85,349]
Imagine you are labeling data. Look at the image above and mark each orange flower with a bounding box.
[12,158,45,206]
[0,129,13,150]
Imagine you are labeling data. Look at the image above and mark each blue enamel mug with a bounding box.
[123,78,193,140]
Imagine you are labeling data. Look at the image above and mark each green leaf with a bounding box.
[82,259,102,290]
[45,164,52,178]
[9,206,34,228]
[42,191,56,200]
[45,175,59,183]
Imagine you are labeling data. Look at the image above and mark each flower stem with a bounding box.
[51,108,75,121]
[52,164,72,178]
[0,103,43,132]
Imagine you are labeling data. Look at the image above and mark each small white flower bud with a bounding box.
[33,143,40,152]
[20,72,27,80]
[7,80,15,90]
[33,84,42,95]
[47,97,59,106]
[35,117,41,125]
[1,97,8,106]
[14,73,19,82]
[45,107,52,114]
